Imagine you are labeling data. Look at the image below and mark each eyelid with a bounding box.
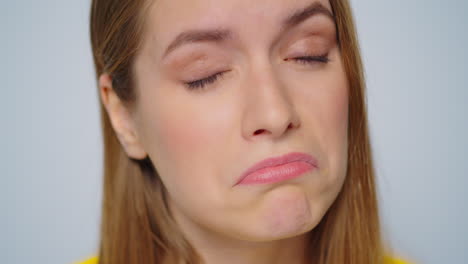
[184,70,230,90]
[288,53,330,64]
[183,52,330,91]
[281,28,333,57]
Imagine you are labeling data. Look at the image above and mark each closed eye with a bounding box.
[184,54,329,91]
[185,70,229,91]
[286,53,330,64]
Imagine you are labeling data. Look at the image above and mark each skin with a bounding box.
[99,0,349,263]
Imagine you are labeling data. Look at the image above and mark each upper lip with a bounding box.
[236,151,319,185]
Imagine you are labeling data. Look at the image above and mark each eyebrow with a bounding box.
[162,2,335,59]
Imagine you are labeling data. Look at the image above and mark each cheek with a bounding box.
[142,102,215,179]
[318,77,349,152]
[316,78,349,196]
[291,59,349,195]
[158,111,210,158]
[294,68,349,159]
[135,87,238,205]
[314,71,349,185]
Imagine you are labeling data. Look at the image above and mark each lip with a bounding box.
[235,152,319,186]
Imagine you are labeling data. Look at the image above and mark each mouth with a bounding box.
[235,152,319,186]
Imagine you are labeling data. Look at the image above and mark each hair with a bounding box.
[90,0,393,263]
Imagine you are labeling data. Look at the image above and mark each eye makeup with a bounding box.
[183,51,331,92]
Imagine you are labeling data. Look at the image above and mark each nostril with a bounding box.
[254,129,266,135]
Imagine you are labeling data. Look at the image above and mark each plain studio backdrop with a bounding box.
[1,1,467,263]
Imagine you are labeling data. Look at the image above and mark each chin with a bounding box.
[233,185,322,242]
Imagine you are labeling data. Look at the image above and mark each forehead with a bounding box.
[144,0,333,57]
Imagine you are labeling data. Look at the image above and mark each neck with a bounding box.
[168,213,310,264]
[193,233,310,264]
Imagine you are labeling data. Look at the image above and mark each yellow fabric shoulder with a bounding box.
[74,256,98,264]
[385,255,413,264]
[76,256,412,264]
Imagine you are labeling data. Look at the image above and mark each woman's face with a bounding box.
[126,0,348,242]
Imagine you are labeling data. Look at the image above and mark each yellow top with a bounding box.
[75,257,98,264]
[75,256,412,264]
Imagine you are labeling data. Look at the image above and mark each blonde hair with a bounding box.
[90,0,392,263]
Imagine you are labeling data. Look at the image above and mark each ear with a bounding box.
[99,74,148,160]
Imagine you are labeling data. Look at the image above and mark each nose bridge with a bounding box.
[241,56,300,140]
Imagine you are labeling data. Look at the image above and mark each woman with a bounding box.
[80,0,413,263]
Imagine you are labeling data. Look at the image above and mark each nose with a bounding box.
[241,62,301,141]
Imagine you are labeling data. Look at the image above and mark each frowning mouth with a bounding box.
[235,152,318,186]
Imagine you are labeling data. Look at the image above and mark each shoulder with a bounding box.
[74,256,98,264]
[385,255,415,264]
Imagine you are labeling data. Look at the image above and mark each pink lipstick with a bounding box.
[236,152,318,186]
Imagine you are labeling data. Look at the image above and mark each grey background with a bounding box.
[1,0,467,263]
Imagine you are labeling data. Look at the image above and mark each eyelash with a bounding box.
[185,71,228,90]
[289,53,330,64]
[185,53,330,90]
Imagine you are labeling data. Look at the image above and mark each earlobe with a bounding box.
[98,74,148,160]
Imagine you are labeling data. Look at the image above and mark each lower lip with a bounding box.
[237,161,316,185]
